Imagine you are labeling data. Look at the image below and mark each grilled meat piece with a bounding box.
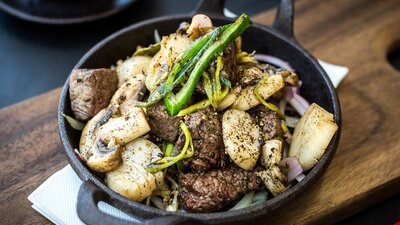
[178,166,262,212]
[237,63,276,87]
[69,68,118,121]
[177,107,226,172]
[277,70,299,86]
[249,105,283,141]
[146,102,182,142]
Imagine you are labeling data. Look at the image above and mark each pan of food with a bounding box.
[58,0,341,224]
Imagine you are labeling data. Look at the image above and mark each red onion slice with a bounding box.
[150,196,165,210]
[294,93,310,109]
[280,156,303,183]
[254,54,310,115]
[74,149,84,162]
[253,54,294,71]
[284,87,310,115]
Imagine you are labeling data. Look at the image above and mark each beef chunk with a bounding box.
[146,102,181,142]
[178,166,262,212]
[177,107,226,172]
[249,105,283,141]
[238,63,276,87]
[69,68,118,121]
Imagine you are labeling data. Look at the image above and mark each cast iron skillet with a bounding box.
[58,0,341,224]
[0,0,137,25]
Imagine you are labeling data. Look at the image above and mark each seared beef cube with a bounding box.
[177,107,226,172]
[178,166,262,212]
[249,105,283,141]
[146,102,181,143]
[69,68,118,121]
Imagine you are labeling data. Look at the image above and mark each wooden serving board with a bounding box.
[1,0,400,224]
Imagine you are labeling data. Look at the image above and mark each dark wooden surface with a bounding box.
[1,0,400,224]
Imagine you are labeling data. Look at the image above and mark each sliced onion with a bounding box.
[62,113,85,130]
[284,87,310,116]
[229,191,255,211]
[250,191,268,206]
[280,156,303,183]
[294,94,310,109]
[150,196,165,210]
[285,116,300,128]
[74,149,84,162]
[295,173,306,182]
[253,54,293,71]
[154,29,161,43]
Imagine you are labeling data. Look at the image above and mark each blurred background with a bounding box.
[0,0,398,224]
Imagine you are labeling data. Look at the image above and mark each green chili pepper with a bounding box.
[164,14,252,116]
[139,28,223,108]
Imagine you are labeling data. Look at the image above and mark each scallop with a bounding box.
[116,56,152,87]
[222,109,261,170]
[289,103,338,171]
[230,75,284,111]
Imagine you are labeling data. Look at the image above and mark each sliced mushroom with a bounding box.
[187,14,214,40]
[106,139,164,202]
[276,70,299,86]
[257,168,286,197]
[95,107,150,146]
[79,75,151,173]
[79,106,122,172]
[260,139,283,168]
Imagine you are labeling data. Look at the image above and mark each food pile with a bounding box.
[65,14,338,213]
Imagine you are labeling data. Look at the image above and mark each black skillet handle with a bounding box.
[192,0,226,16]
[77,180,191,225]
[193,0,295,39]
[272,0,294,38]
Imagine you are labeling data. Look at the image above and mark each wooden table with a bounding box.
[1,0,400,224]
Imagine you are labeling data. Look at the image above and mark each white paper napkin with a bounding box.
[27,60,348,225]
[28,165,142,225]
[318,60,349,88]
